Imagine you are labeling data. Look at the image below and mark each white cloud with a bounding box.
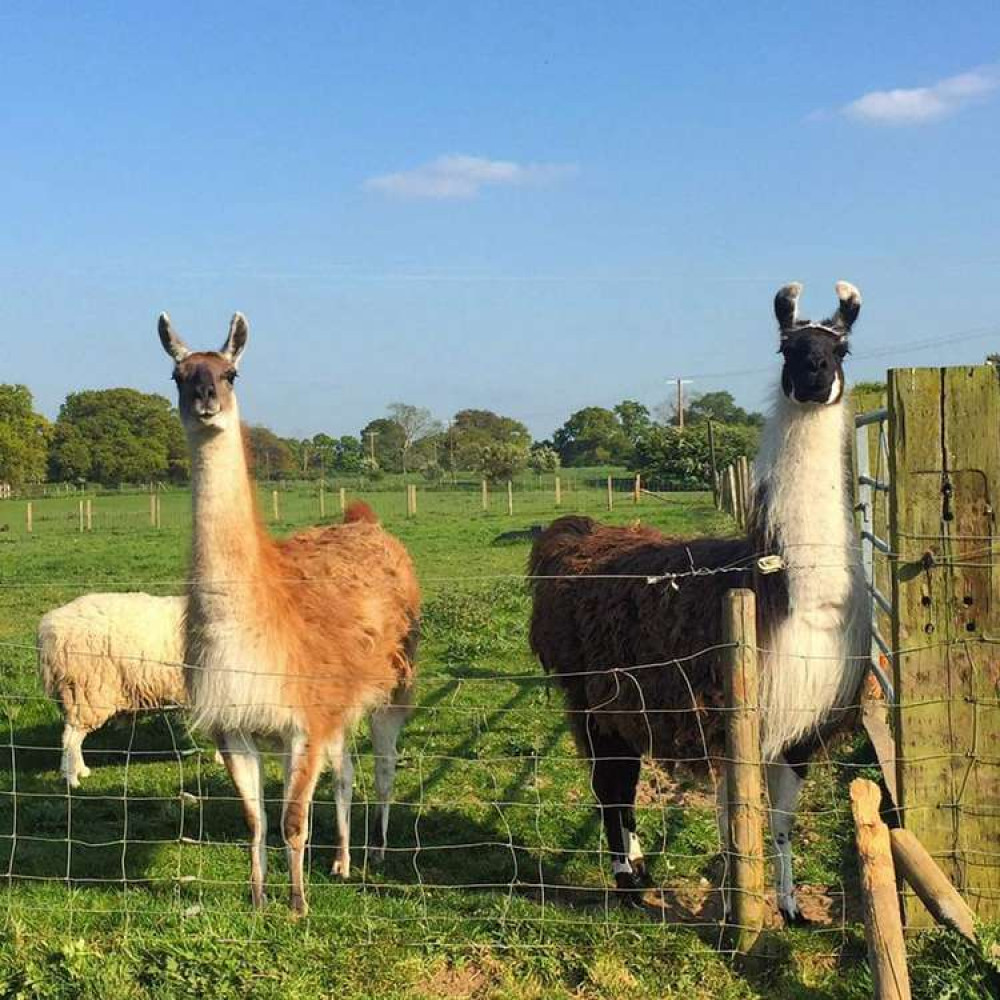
[840,65,999,125]
[363,154,577,200]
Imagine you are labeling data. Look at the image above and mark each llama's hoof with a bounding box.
[289,895,309,920]
[779,906,812,927]
[78,765,91,779]
[366,845,386,867]
[251,889,268,909]
[630,859,654,888]
[614,870,647,907]
[331,856,352,879]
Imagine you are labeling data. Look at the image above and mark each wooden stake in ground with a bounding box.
[272,490,280,522]
[850,779,911,1000]
[507,480,513,516]
[633,473,641,505]
[339,487,346,514]
[707,419,719,507]
[150,492,157,527]
[721,588,765,954]
[481,479,488,512]
[607,475,613,511]
[154,494,162,530]
[554,475,561,508]
[86,497,93,532]
[26,502,32,534]
[319,483,326,518]
[890,828,977,942]
[78,499,84,533]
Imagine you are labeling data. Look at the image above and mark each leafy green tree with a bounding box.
[476,442,529,483]
[685,391,764,428]
[613,400,652,445]
[386,403,441,474]
[0,384,51,486]
[449,409,531,470]
[246,425,296,480]
[528,445,560,474]
[360,418,406,474]
[334,435,363,474]
[48,389,186,485]
[552,406,631,466]
[633,422,760,490]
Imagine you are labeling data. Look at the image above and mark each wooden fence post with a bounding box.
[506,480,513,516]
[850,778,911,1000]
[707,419,719,506]
[78,499,84,533]
[319,482,326,518]
[481,479,488,512]
[156,494,162,530]
[633,473,641,505]
[555,475,561,508]
[722,588,765,954]
[86,497,93,532]
[25,502,32,534]
[607,475,613,511]
[272,490,280,522]
[339,487,346,514]
[150,492,157,527]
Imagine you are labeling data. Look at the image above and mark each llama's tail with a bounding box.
[527,515,596,585]
[343,501,379,525]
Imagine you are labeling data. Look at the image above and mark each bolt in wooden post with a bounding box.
[507,480,514,515]
[339,487,346,513]
[850,779,911,1000]
[722,588,765,954]
[26,502,32,534]
[554,475,561,507]
[607,475,614,511]
[272,490,280,522]
[481,479,488,512]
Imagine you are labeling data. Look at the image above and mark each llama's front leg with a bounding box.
[326,736,354,878]
[61,723,92,787]
[767,756,807,925]
[219,730,268,908]
[281,736,325,917]
[369,703,408,864]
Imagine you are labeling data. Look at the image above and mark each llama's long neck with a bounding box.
[188,419,267,600]
[752,390,868,758]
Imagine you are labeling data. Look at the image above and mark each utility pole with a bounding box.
[367,430,378,463]
[668,377,694,431]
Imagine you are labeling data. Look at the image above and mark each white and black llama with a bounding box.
[529,281,869,923]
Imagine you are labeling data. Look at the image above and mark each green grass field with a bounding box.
[0,485,996,999]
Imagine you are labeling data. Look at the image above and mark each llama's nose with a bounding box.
[807,356,829,374]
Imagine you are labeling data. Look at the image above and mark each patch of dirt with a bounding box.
[635,758,714,810]
[416,957,503,999]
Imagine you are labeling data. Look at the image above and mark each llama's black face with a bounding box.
[780,328,848,405]
[773,281,861,407]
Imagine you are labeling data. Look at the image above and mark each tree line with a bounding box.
[0,382,765,490]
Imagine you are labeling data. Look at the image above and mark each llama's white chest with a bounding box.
[187,599,296,735]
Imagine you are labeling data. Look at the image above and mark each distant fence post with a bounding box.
[25,502,32,534]
[554,475,561,508]
[339,487,346,514]
[78,499,84,533]
[481,479,488,512]
[319,482,326,518]
[506,480,513,516]
[633,473,641,505]
[722,588,764,954]
[149,492,157,527]
[272,490,280,522]
[155,494,162,530]
[606,475,613,511]
[86,497,93,532]
[707,419,719,506]
[851,779,911,1000]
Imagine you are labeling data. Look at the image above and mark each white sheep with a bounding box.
[38,592,188,786]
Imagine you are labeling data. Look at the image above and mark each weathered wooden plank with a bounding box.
[889,365,1000,923]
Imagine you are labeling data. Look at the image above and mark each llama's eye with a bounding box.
[223,370,238,384]
[834,342,849,359]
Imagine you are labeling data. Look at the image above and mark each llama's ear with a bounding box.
[158,313,190,363]
[774,283,803,332]
[830,281,861,334]
[220,312,249,366]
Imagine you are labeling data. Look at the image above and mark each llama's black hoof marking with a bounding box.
[630,860,654,889]
[614,871,647,907]
[779,907,812,927]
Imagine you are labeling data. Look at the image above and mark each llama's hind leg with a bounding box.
[368,697,411,864]
[767,755,807,925]
[326,734,354,879]
[219,730,268,909]
[587,721,644,903]
[61,722,93,787]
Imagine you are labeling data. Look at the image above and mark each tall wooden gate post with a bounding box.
[888,365,1000,923]
[722,588,765,953]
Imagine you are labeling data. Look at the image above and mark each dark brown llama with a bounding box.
[529,282,870,923]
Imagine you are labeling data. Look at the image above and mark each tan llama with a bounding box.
[158,312,420,915]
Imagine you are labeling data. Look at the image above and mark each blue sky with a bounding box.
[2,2,998,440]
